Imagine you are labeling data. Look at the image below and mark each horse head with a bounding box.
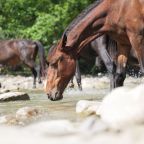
[44,34,76,101]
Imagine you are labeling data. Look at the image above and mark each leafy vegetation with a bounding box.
[0,0,103,75]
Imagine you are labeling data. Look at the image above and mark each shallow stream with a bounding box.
[0,75,143,124]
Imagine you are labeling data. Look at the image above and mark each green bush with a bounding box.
[0,0,103,75]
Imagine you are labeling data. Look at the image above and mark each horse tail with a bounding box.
[34,41,46,77]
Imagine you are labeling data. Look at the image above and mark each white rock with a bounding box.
[98,84,144,128]
[16,107,39,120]
[76,100,101,115]
[0,92,30,102]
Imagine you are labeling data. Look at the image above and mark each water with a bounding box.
[0,90,106,123]
[0,75,143,124]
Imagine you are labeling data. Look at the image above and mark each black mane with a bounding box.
[64,0,103,36]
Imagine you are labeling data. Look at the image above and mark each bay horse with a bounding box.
[0,39,46,88]
[45,0,144,101]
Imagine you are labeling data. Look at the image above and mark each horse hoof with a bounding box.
[38,80,42,84]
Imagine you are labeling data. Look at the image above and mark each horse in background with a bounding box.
[65,34,142,92]
[75,35,116,89]
[45,0,144,101]
[0,39,46,88]
[79,35,141,88]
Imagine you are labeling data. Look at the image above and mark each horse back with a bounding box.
[0,40,36,66]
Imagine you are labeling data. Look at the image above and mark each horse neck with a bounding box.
[66,0,109,53]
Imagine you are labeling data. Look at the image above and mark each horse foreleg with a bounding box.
[36,65,42,84]
[31,68,37,88]
[69,77,74,88]
[127,32,144,74]
[112,44,130,88]
[75,60,82,91]
[94,36,115,74]
[25,60,38,88]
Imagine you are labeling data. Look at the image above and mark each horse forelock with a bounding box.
[64,0,103,36]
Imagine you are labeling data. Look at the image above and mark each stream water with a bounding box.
[0,75,143,124]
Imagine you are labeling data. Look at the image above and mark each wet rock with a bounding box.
[98,84,144,129]
[76,100,101,116]
[16,107,39,121]
[0,92,30,102]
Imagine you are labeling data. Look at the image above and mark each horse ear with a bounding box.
[62,34,67,48]
[61,34,72,51]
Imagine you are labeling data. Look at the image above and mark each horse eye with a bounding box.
[50,62,58,68]
[59,56,64,61]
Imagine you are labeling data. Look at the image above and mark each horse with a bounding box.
[45,0,144,101]
[48,45,82,90]
[0,39,46,88]
[79,35,141,88]
[68,60,82,90]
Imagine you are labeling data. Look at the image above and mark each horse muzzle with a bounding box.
[47,90,63,101]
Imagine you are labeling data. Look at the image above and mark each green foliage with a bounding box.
[0,0,102,75]
[0,0,95,44]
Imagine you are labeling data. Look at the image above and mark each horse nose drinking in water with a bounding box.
[45,0,144,101]
[0,40,46,88]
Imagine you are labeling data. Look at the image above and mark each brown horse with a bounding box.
[47,45,82,90]
[45,0,144,101]
[0,39,46,88]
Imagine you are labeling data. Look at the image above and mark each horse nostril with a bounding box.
[47,93,55,101]
[55,92,58,98]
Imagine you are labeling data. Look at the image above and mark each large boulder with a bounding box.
[0,92,30,102]
[98,84,144,129]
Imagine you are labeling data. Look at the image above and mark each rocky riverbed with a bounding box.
[0,74,144,144]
